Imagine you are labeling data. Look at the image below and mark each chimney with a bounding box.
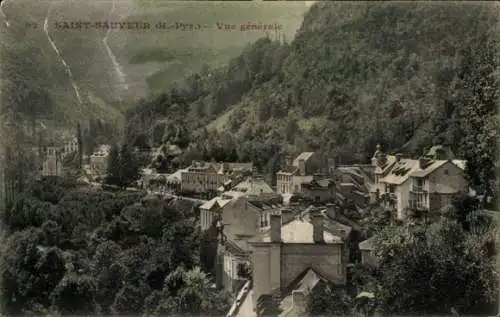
[270,214,282,243]
[280,208,295,224]
[325,203,336,219]
[418,157,427,169]
[312,213,324,243]
[327,158,336,174]
[395,153,402,162]
[298,159,306,176]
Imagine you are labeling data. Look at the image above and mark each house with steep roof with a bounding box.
[200,196,233,231]
[255,266,336,317]
[379,155,468,219]
[220,176,279,201]
[276,152,319,197]
[249,212,347,316]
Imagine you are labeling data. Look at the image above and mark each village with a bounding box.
[29,134,489,317]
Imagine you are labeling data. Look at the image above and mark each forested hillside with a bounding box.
[0,0,307,147]
[126,2,498,195]
[0,177,230,316]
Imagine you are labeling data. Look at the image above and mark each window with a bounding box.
[260,212,269,227]
[237,262,250,279]
[444,169,449,175]
[416,178,424,187]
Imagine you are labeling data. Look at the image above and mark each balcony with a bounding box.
[411,185,426,193]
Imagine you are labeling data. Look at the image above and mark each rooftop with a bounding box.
[301,178,334,189]
[278,165,299,174]
[248,200,283,210]
[293,152,315,166]
[232,177,275,195]
[167,168,187,182]
[200,196,232,210]
[257,218,343,244]
[374,154,397,174]
[359,236,376,250]
[380,158,420,185]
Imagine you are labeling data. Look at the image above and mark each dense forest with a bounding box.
[0,177,231,316]
[125,2,498,198]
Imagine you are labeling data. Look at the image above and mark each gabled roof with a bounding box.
[303,209,353,238]
[232,177,275,195]
[278,165,299,174]
[286,266,331,293]
[167,169,187,182]
[257,265,339,317]
[409,160,452,177]
[374,155,397,175]
[380,159,420,185]
[224,238,248,256]
[359,236,376,251]
[199,197,231,210]
[452,160,466,170]
[293,152,315,166]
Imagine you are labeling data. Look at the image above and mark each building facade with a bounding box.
[276,152,318,195]
[89,145,111,181]
[379,156,467,219]
[300,176,336,203]
[208,197,286,292]
[180,161,252,198]
[249,213,346,313]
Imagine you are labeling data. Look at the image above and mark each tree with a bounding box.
[104,143,141,189]
[50,274,98,315]
[371,217,497,314]
[1,229,66,315]
[154,266,231,316]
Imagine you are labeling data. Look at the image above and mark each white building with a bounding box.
[379,156,467,219]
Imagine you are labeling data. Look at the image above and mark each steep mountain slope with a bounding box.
[110,1,309,94]
[125,2,499,170]
[218,2,499,159]
[0,0,308,143]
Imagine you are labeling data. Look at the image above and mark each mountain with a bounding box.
[124,2,498,188]
[126,2,498,161]
[0,0,309,143]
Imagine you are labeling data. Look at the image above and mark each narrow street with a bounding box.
[235,289,256,317]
